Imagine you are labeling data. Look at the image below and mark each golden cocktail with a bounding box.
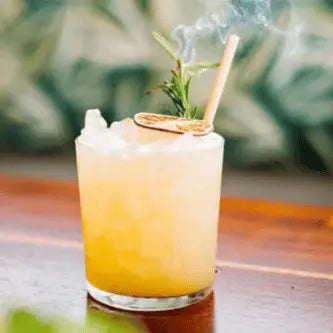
[76,109,224,311]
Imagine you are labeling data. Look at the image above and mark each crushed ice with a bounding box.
[77,109,223,154]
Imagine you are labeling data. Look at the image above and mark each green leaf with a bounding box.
[152,31,178,61]
[3,308,147,333]
[186,62,220,70]
[184,77,192,99]
[3,310,54,333]
[192,106,199,119]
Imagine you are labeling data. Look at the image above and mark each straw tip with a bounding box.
[228,34,240,43]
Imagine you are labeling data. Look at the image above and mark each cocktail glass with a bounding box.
[76,110,224,311]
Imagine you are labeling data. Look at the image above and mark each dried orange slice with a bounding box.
[134,113,213,136]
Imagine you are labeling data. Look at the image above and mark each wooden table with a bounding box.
[0,175,332,332]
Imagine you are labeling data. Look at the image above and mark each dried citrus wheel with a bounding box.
[134,113,213,136]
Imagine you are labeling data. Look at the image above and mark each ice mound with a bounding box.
[77,109,223,154]
[78,109,126,153]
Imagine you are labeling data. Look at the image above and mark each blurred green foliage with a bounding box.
[3,309,147,333]
[0,0,332,172]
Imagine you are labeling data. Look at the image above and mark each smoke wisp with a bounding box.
[172,0,306,63]
[172,0,272,62]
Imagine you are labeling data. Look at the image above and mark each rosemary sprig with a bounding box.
[146,31,219,119]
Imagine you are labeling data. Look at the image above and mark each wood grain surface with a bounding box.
[0,175,332,332]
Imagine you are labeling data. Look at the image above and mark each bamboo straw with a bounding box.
[204,34,240,125]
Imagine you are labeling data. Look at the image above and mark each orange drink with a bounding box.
[76,109,224,311]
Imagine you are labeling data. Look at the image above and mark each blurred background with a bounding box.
[0,0,332,204]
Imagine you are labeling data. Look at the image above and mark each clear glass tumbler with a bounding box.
[76,118,224,311]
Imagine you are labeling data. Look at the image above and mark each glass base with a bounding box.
[87,281,212,312]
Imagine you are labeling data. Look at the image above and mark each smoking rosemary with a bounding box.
[145,31,219,119]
